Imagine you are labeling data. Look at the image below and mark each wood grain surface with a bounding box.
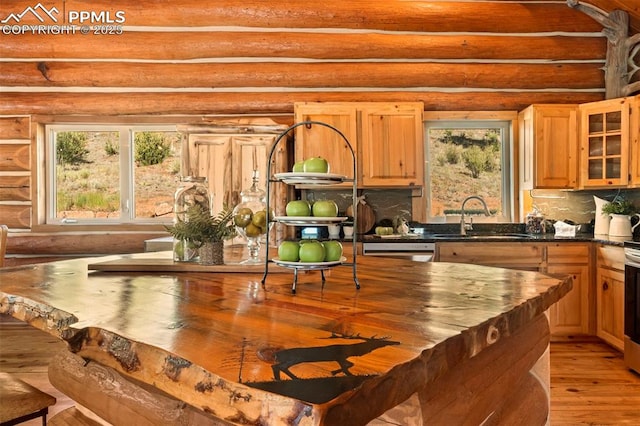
[0,253,572,424]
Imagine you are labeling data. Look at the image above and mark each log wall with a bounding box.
[0,0,631,258]
[0,0,611,116]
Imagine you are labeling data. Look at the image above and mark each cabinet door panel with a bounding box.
[630,95,640,187]
[186,132,291,245]
[547,243,590,262]
[547,265,590,335]
[579,97,630,187]
[518,105,577,189]
[360,103,424,187]
[436,242,544,269]
[188,135,232,214]
[232,136,274,208]
[535,108,577,187]
[294,104,357,179]
[597,268,625,351]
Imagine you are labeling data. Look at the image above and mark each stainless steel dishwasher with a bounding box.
[361,241,436,262]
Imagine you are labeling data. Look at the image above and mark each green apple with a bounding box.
[285,200,311,216]
[311,199,338,217]
[292,160,305,173]
[375,226,394,236]
[323,240,343,261]
[303,156,330,173]
[278,241,300,262]
[298,240,325,262]
[234,207,253,228]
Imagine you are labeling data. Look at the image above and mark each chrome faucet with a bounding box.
[460,195,491,235]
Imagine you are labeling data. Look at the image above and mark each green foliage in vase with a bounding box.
[166,205,237,247]
[601,199,636,215]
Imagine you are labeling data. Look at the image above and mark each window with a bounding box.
[424,119,513,222]
[45,124,181,225]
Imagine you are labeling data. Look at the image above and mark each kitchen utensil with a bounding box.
[347,196,375,234]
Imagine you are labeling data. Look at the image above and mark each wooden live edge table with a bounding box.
[0,249,572,426]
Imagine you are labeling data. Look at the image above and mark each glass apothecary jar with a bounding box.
[173,176,211,262]
[232,171,272,263]
[525,208,545,234]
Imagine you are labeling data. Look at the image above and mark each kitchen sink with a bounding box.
[430,233,531,240]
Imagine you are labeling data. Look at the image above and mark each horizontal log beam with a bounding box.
[0,205,30,228]
[0,1,601,32]
[0,176,30,202]
[0,144,30,171]
[0,91,605,116]
[0,32,607,61]
[0,117,30,139]
[1,62,604,90]
[5,232,166,254]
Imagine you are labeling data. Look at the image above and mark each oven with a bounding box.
[624,242,640,374]
[362,242,436,262]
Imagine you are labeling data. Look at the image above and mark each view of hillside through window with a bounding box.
[50,127,181,223]
[427,124,510,221]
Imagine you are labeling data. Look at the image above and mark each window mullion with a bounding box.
[120,128,133,221]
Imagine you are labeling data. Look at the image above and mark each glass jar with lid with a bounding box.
[232,170,272,263]
[525,207,545,234]
[173,176,211,262]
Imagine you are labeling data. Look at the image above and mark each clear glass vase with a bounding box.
[232,171,271,263]
[173,176,210,262]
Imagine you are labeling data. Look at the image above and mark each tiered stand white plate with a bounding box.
[262,121,360,293]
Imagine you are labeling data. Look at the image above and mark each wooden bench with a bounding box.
[0,372,56,426]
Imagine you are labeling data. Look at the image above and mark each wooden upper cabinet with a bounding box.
[294,102,424,187]
[293,103,358,180]
[359,103,424,187]
[178,120,290,216]
[187,134,232,211]
[629,95,640,187]
[186,134,287,214]
[518,104,578,189]
[578,96,633,188]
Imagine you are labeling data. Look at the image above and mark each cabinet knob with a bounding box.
[602,281,609,290]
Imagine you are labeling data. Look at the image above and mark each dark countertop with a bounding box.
[362,231,628,247]
[0,251,572,425]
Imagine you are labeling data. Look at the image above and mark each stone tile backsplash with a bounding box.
[306,187,639,235]
[530,188,640,224]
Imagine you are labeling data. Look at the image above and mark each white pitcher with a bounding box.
[593,196,610,236]
[608,213,640,238]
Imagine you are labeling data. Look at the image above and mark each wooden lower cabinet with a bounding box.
[435,242,545,271]
[436,241,592,336]
[596,245,625,351]
[546,264,591,335]
[545,243,592,336]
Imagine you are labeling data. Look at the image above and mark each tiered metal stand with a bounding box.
[261,121,360,293]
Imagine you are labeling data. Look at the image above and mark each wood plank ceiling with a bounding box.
[0,0,638,115]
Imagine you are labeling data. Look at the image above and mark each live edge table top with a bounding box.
[0,252,572,425]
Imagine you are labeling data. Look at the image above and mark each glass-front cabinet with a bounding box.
[579,96,636,188]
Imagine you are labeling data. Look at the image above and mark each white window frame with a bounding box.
[45,124,178,225]
[424,119,515,223]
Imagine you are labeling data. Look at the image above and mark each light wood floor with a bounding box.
[1,316,639,425]
[550,336,640,425]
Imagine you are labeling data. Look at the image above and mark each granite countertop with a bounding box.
[363,233,625,246]
[361,223,630,247]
